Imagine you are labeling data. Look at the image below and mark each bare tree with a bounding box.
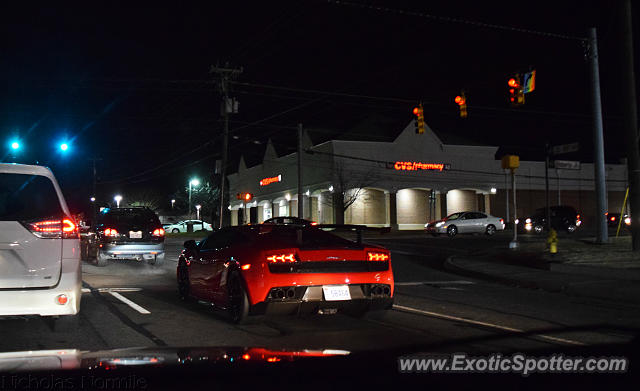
[124,188,164,211]
[326,162,380,224]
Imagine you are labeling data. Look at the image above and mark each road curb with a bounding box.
[443,255,541,290]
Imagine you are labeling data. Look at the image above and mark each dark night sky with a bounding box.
[1,1,637,213]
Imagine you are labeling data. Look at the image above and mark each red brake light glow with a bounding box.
[31,220,63,233]
[367,252,389,261]
[28,218,78,238]
[104,228,118,236]
[310,221,318,226]
[62,219,76,233]
[266,253,296,263]
[152,228,165,236]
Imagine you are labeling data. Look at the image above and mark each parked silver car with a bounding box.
[425,211,505,237]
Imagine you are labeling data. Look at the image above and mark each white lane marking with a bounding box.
[109,291,151,314]
[81,287,143,293]
[392,304,585,346]
[395,281,475,286]
[98,287,143,293]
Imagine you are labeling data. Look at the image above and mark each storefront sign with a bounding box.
[260,174,282,186]
[389,161,450,171]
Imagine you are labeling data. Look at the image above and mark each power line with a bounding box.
[326,0,587,41]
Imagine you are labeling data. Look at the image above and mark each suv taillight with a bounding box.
[103,228,118,237]
[26,217,78,239]
[152,228,165,237]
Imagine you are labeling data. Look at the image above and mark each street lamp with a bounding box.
[196,204,201,220]
[188,178,200,219]
[114,195,122,208]
[171,199,176,209]
[90,197,96,202]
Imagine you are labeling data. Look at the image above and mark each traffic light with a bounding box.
[454,92,467,118]
[412,104,425,134]
[237,192,253,201]
[508,75,525,106]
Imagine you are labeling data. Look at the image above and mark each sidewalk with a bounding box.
[444,236,640,305]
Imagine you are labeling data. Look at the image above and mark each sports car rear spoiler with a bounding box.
[314,224,391,245]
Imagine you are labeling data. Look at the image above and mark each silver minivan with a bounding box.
[0,163,81,329]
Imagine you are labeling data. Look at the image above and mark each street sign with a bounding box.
[551,142,579,155]
[553,160,581,170]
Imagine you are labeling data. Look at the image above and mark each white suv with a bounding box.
[0,163,81,329]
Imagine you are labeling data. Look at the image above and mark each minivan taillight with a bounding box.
[27,217,78,239]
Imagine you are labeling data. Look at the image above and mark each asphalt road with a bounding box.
[1,231,638,356]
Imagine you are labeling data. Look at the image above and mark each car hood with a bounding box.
[0,347,352,372]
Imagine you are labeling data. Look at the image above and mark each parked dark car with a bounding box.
[82,207,165,266]
[524,206,581,234]
[606,212,631,228]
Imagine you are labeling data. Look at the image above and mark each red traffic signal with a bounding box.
[412,107,420,116]
[237,192,254,201]
[507,78,519,88]
[454,95,466,106]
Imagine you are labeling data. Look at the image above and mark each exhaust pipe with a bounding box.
[383,286,390,295]
[274,289,285,299]
[286,287,296,298]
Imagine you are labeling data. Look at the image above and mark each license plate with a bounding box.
[322,285,351,301]
[129,231,143,239]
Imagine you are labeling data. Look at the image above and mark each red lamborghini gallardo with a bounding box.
[176,224,394,323]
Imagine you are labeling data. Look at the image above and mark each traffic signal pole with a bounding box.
[620,0,640,251]
[545,144,551,231]
[587,28,608,244]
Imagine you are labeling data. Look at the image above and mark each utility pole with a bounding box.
[587,28,608,243]
[210,64,242,229]
[621,0,640,251]
[297,123,304,219]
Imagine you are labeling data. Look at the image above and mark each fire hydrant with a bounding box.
[547,229,558,254]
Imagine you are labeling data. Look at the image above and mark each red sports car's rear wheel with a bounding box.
[227,271,249,324]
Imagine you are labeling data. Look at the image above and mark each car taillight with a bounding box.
[310,221,318,226]
[266,253,296,263]
[367,252,389,261]
[500,218,504,224]
[104,228,118,237]
[152,228,165,237]
[27,217,78,239]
